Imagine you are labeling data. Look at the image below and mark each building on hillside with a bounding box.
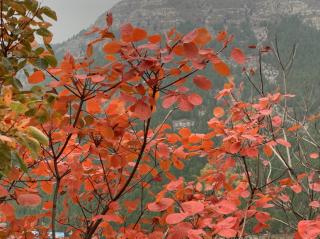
[172,118,195,130]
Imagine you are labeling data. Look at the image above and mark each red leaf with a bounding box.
[106,12,113,27]
[147,198,174,212]
[90,75,105,83]
[183,42,198,59]
[291,184,302,193]
[182,30,197,43]
[177,96,194,111]
[120,23,134,42]
[28,71,45,84]
[17,194,41,207]
[214,200,237,215]
[103,41,121,54]
[216,31,227,42]
[93,214,123,224]
[310,182,320,192]
[213,107,225,118]
[230,142,241,154]
[87,98,101,114]
[0,186,8,197]
[276,138,291,147]
[217,229,237,238]
[263,145,273,157]
[166,213,188,224]
[298,220,320,239]
[310,153,319,159]
[188,93,203,106]
[309,201,320,208]
[167,222,193,239]
[166,177,184,191]
[132,28,147,42]
[231,48,246,65]
[148,34,161,44]
[255,212,271,224]
[132,100,151,121]
[272,116,282,127]
[212,60,231,77]
[182,201,204,215]
[162,95,177,109]
[215,217,237,229]
[215,217,238,238]
[193,75,212,90]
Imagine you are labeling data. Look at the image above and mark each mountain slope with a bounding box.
[53,0,320,57]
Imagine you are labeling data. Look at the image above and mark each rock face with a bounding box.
[54,0,320,57]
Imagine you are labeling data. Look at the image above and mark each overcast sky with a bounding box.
[41,0,120,43]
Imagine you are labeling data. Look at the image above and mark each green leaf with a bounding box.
[43,55,57,67]
[26,126,49,146]
[41,6,57,21]
[0,144,12,175]
[10,101,28,113]
[34,58,49,69]
[36,28,52,37]
[19,134,41,159]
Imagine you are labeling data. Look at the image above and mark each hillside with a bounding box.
[53,0,320,57]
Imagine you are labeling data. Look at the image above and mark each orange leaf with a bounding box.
[100,126,114,139]
[179,128,191,139]
[288,124,301,132]
[132,28,147,42]
[28,70,45,84]
[194,28,212,46]
[103,41,121,54]
[41,181,53,194]
[0,186,8,197]
[87,98,101,114]
[212,60,231,77]
[132,100,151,121]
[148,34,161,44]
[231,48,246,65]
[193,75,212,90]
[213,107,225,118]
[263,145,273,157]
[183,42,198,59]
[216,31,227,42]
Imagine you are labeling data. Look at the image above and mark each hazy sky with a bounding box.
[41,0,120,43]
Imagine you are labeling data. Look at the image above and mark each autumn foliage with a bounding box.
[1,3,320,239]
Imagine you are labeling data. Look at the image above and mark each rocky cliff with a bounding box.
[53,0,320,57]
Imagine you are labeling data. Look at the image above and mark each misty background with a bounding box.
[41,0,120,43]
